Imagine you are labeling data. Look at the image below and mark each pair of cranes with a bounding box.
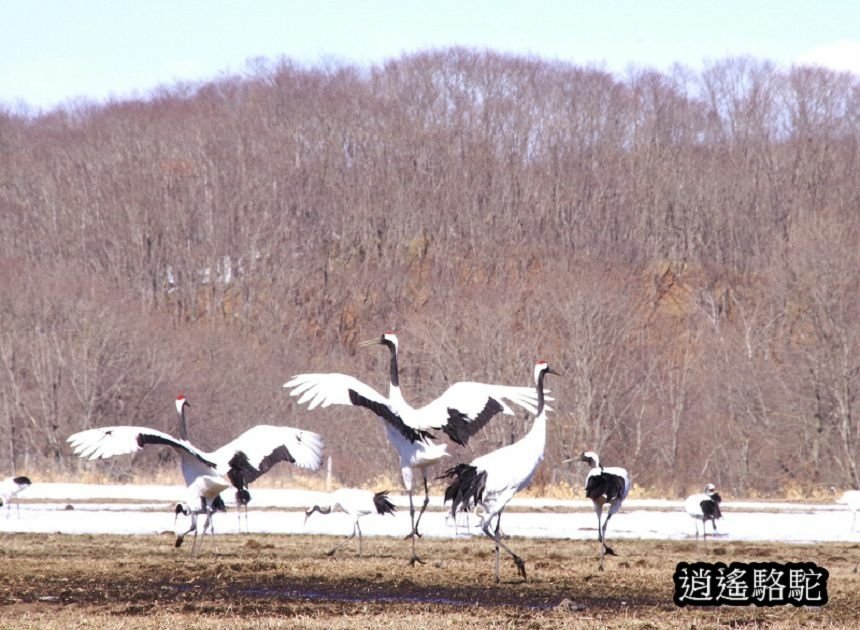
[66,332,628,577]
[68,395,326,554]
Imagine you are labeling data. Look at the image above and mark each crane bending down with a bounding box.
[174,495,226,554]
[0,476,32,518]
[684,483,722,539]
[67,396,325,552]
[284,332,546,566]
[441,361,557,582]
[572,451,630,571]
[304,488,397,556]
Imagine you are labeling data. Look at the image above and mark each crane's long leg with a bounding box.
[175,508,198,549]
[413,475,430,536]
[193,510,214,557]
[494,514,501,581]
[594,503,606,571]
[602,511,617,556]
[406,488,426,566]
[598,509,618,573]
[327,523,358,556]
[481,512,525,582]
[357,521,363,556]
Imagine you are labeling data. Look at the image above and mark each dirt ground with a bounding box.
[0,532,857,628]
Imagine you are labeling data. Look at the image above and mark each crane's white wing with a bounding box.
[284,373,388,410]
[67,426,215,468]
[212,424,325,487]
[284,373,435,443]
[415,382,548,446]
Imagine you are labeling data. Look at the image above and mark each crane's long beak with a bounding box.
[358,338,381,348]
[547,368,562,377]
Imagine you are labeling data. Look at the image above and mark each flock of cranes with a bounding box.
[2,331,856,579]
[285,332,545,565]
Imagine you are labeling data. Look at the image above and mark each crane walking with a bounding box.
[572,451,630,571]
[441,361,558,582]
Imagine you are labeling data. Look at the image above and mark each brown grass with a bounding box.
[0,533,857,628]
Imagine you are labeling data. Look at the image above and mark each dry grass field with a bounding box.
[0,532,857,629]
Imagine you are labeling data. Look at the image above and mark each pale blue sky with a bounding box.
[2,0,858,112]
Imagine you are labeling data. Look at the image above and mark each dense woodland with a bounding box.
[1,49,859,496]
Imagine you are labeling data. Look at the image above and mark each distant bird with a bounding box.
[572,451,630,571]
[174,495,226,554]
[441,361,557,582]
[836,490,860,531]
[0,476,32,518]
[285,332,545,565]
[685,483,723,539]
[67,395,325,550]
[304,488,397,556]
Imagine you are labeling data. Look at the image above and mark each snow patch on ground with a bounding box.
[1,483,857,544]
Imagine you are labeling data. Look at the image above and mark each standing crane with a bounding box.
[441,361,558,582]
[573,451,630,571]
[304,488,397,556]
[0,476,31,518]
[284,332,544,566]
[67,395,325,552]
[684,482,723,539]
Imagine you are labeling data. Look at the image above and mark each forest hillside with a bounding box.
[1,49,859,496]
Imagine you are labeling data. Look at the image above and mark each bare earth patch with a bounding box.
[0,533,857,628]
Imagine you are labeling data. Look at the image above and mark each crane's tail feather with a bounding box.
[439,464,487,516]
[373,490,397,516]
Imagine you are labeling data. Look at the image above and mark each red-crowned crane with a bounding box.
[684,483,723,539]
[304,487,396,556]
[67,395,325,552]
[284,332,545,566]
[441,361,558,582]
[573,451,630,571]
[0,476,31,518]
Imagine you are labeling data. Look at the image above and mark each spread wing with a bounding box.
[67,426,215,468]
[212,424,325,488]
[284,373,434,443]
[416,382,547,446]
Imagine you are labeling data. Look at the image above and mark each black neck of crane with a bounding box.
[384,340,399,387]
[536,369,546,415]
[177,405,189,441]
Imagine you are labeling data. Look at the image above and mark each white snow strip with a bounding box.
[2,483,857,544]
